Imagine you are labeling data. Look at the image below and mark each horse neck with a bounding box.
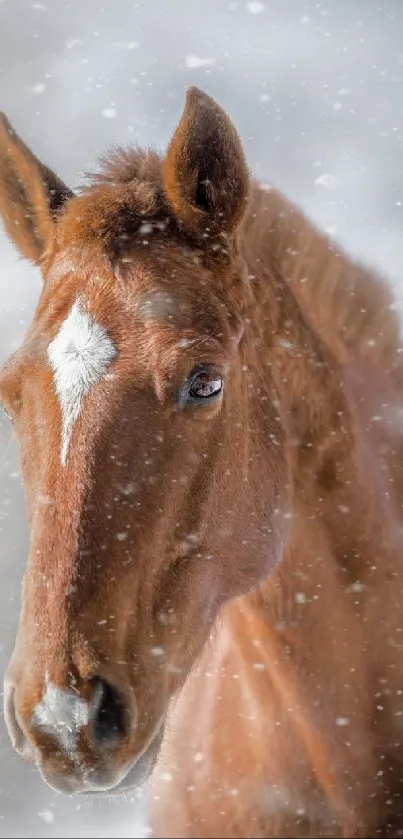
[218,304,380,826]
[241,183,387,579]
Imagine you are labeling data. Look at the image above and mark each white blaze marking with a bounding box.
[32,679,91,759]
[47,299,117,464]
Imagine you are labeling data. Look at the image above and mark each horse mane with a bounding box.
[247,185,403,368]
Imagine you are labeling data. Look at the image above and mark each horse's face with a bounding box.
[0,89,290,794]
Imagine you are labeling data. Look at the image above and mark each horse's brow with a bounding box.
[136,289,189,323]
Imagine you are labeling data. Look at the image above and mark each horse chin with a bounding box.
[40,719,166,797]
[93,722,165,797]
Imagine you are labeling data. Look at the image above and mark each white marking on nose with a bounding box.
[32,680,92,759]
[47,298,117,464]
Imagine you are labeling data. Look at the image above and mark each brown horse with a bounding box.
[1,86,403,838]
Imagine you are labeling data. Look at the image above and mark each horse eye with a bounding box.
[188,369,223,401]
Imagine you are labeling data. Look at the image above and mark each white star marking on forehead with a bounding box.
[47,298,117,465]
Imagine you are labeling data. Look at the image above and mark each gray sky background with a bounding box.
[0,1,403,836]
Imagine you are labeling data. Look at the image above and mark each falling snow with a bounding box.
[314,173,338,190]
[38,810,54,824]
[185,55,216,69]
[246,1,264,13]
[65,38,83,49]
[31,83,46,94]
[101,106,117,118]
[335,717,350,727]
[112,40,139,50]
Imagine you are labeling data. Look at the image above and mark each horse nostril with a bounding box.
[91,678,130,748]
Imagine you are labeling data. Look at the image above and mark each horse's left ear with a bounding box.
[0,113,73,265]
[164,87,249,240]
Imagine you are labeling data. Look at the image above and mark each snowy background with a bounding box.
[1,0,403,836]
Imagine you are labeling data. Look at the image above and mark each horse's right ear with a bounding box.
[0,114,73,265]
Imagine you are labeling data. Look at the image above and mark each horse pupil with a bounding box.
[190,374,222,399]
